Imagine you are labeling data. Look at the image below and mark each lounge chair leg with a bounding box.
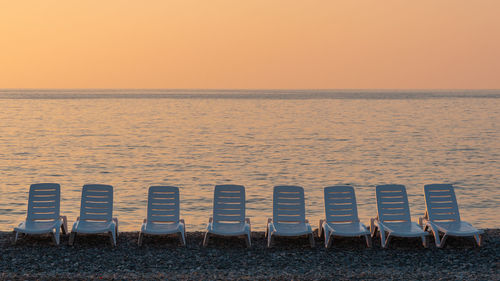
[110,230,117,247]
[267,234,273,248]
[61,216,68,234]
[422,235,429,248]
[318,220,324,238]
[429,227,441,248]
[51,231,57,245]
[53,227,61,245]
[309,233,315,248]
[13,231,19,245]
[68,232,76,246]
[379,229,386,248]
[325,234,333,249]
[245,233,251,248]
[179,231,186,247]
[202,232,209,247]
[365,234,372,248]
[439,234,448,248]
[370,219,377,238]
[138,232,144,246]
[473,234,482,247]
[385,234,392,249]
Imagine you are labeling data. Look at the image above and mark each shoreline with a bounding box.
[1,229,499,280]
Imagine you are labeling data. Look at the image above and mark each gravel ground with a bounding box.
[0,229,498,280]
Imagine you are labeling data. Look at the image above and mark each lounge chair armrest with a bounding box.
[267,218,273,224]
[209,217,213,223]
[179,218,185,224]
[305,219,309,224]
[143,219,147,223]
[245,218,251,224]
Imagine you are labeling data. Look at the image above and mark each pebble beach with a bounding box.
[1,229,498,280]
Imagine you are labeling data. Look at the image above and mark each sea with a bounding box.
[0,89,499,231]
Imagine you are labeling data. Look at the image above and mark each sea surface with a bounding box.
[0,89,499,231]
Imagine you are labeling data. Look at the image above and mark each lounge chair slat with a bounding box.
[328,209,356,216]
[428,201,456,209]
[325,198,354,204]
[214,214,243,222]
[379,202,406,209]
[83,196,112,203]
[31,189,58,196]
[214,208,244,215]
[376,196,406,203]
[149,198,177,204]
[428,191,453,197]
[30,195,57,201]
[84,190,112,197]
[380,214,410,221]
[276,209,304,215]
[276,215,303,222]
[215,197,244,203]
[31,201,57,207]
[275,192,303,199]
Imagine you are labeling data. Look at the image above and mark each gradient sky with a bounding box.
[1,0,499,89]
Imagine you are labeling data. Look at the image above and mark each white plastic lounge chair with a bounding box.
[203,185,251,248]
[266,185,314,248]
[14,183,68,245]
[318,186,371,248]
[138,186,186,246]
[419,184,483,248]
[69,184,118,246]
[370,184,428,248]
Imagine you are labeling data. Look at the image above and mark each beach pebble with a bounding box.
[0,230,498,280]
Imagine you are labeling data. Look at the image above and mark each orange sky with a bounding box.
[1,0,499,89]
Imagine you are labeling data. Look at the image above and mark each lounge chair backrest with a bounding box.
[273,186,306,224]
[424,184,460,222]
[80,184,113,222]
[147,186,180,223]
[213,185,245,224]
[26,183,61,221]
[324,185,359,223]
[375,184,411,223]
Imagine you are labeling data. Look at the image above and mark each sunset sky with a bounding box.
[1,0,499,89]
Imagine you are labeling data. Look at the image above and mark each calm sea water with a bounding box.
[0,89,499,231]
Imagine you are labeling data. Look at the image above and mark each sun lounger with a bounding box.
[138,186,186,246]
[419,184,483,248]
[319,185,371,248]
[14,183,68,245]
[203,185,251,247]
[370,184,428,248]
[266,185,314,247]
[69,184,118,246]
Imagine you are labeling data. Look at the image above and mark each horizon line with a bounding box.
[1,88,499,91]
